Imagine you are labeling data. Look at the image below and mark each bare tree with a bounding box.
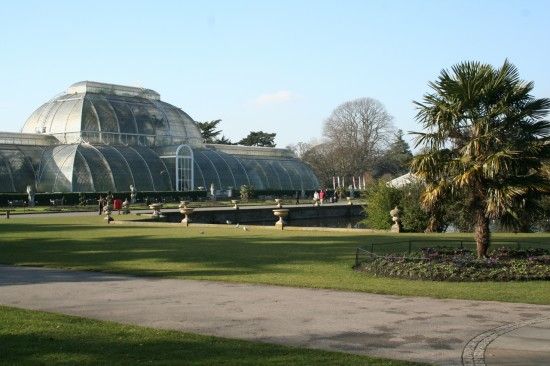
[323,97,394,177]
[286,141,314,159]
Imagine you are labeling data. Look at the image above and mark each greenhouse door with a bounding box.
[175,145,194,191]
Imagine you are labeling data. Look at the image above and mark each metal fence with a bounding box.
[355,239,550,267]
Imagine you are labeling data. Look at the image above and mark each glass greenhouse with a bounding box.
[0,81,319,193]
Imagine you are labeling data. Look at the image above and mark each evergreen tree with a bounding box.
[195,119,222,143]
[238,131,276,147]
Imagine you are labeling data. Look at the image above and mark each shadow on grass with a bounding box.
[1,307,407,366]
[0,232,365,284]
[0,223,115,233]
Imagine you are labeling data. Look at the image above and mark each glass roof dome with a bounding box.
[21,81,203,147]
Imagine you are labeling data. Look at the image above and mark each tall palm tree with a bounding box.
[410,60,550,257]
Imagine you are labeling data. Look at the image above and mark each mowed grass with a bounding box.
[0,216,549,304]
[0,306,421,366]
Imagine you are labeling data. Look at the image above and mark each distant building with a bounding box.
[0,81,319,193]
[386,172,419,188]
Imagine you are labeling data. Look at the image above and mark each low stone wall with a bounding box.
[163,204,363,225]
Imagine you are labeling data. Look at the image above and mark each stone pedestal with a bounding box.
[231,200,239,209]
[149,203,163,218]
[122,199,130,214]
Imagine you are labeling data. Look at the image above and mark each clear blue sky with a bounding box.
[0,0,548,148]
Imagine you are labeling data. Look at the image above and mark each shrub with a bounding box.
[240,185,255,201]
[363,181,401,229]
[399,183,430,232]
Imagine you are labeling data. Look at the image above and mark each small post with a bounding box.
[460,241,463,249]
[6,210,10,219]
[371,242,374,253]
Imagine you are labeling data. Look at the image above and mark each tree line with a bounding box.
[195,119,277,148]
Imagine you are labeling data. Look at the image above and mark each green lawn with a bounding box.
[0,216,549,304]
[0,306,420,366]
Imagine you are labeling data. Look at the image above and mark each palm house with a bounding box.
[0,81,319,193]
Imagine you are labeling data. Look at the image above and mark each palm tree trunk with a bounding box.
[474,210,490,258]
[424,215,438,233]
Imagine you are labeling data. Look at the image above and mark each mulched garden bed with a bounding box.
[356,247,550,282]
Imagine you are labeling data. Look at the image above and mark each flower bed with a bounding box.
[357,247,550,282]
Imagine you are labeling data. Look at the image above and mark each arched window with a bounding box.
[175,144,194,191]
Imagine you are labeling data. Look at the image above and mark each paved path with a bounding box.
[1,265,549,365]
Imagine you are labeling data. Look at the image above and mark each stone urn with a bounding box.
[275,198,283,208]
[103,202,114,222]
[313,198,320,207]
[122,199,130,214]
[273,208,289,230]
[179,205,195,227]
[346,197,353,206]
[180,207,195,226]
[179,201,189,209]
[390,206,402,233]
[149,203,163,218]
[231,199,239,209]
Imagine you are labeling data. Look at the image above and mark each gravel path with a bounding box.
[1,265,549,365]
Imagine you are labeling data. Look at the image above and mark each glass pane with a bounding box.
[76,145,114,192]
[113,146,154,191]
[132,146,172,191]
[95,145,134,191]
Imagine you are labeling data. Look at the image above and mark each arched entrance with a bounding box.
[175,144,194,191]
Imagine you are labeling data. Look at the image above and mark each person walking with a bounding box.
[97,195,104,215]
[295,190,300,204]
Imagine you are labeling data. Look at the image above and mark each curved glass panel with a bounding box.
[193,150,221,189]
[235,158,268,189]
[193,160,207,189]
[73,150,94,192]
[210,150,250,188]
[113,146,154,191]
[278,160,303,190]
[88,95,119,134]
[0,147,37,192]
[199,150,235,188]
[129,103,155,136]
[53,98,80,134]
[37,145,78,192]
[131,146,172,191]
[108,100,138,135]
[95,145,134,191]
[76,145,114,192]
[0,153,15,192]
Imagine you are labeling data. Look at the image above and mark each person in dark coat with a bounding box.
[98,195,104,215]
[295,190,300,204]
